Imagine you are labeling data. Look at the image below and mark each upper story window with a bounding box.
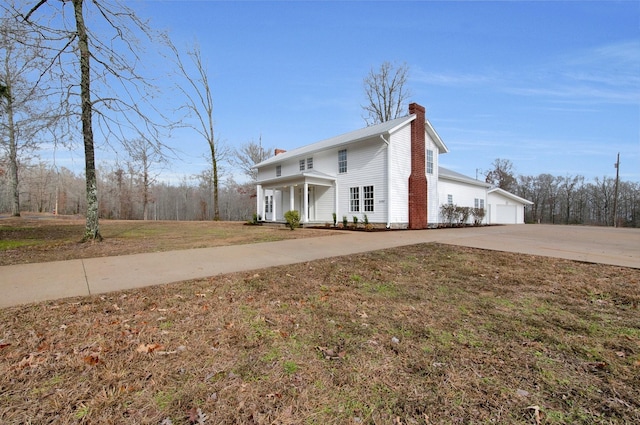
[338,149,347,173]
[427,149,434,174]
[299,157,313,171]
[276,165,281,177]
[447,194,453,205]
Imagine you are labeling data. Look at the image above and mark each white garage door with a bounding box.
[496,205,517,224]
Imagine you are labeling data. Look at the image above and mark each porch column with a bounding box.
[289,186,295,212]
[303,182,309,223]
[256,184,262,220]
[334,181,339,224]
[271,189,277,222]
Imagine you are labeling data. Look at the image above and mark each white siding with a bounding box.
[438,179,487,224]
[425,130,441,225]
[314,185,335,222]
[389,125,411,226]
[335,137,388,223]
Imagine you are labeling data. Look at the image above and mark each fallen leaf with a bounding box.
[615,351,626,358]
[136,343,164,353]
[527,405,541,425]
[83,354,100,365]
[16,353,45,369]
[0,343,11,350]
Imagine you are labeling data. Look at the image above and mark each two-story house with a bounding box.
[254,103,531,228]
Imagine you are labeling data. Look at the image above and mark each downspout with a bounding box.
[380,134,392,228]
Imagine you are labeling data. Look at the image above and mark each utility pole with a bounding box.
[612,152,620,227]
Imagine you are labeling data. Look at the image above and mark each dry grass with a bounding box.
[1,240,639,424]
[0,215,338,266]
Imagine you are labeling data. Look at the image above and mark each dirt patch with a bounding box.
[1,243,638,424]
[0,216,340,266]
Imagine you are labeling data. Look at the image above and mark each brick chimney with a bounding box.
[274,148,287,156]
[408,103,428,229]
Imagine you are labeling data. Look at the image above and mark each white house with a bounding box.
[254,103,531,228]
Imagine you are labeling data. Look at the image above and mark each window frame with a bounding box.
[447,194,453,205]
[307,157,313,170]
[363,185,374,212]
[338,149,347,174]
[349,186,360,212]
[276,165,281,177]
[426,149,434,175]
[299,159,305,171]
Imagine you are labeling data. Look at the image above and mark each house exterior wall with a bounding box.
[438,179,488,223]
[389,125,411,226]
[425,131,441,225]
[335,137,388,223]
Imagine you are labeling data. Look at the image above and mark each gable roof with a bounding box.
[254,114,448,168]
[488,187,534,205]
[439,166,491,188]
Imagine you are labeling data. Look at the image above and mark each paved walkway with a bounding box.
[1,225,638,308]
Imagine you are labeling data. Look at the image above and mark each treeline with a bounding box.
[2,161,638,227]
[515,174,639,227]
[0,162,256,221]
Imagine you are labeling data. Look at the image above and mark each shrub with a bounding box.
[363,214,369,225]
[456,206,471,226]
[342,215,348,228]
[472,207,486,226]
[247,213,260,225]
[353,216,359,228]
[440,204,457,227]
[332,212,337,226]
[284,210,300,230]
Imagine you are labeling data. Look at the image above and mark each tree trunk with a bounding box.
[73,0,102,241]
[3,53,20,216]
[210,143,220,221]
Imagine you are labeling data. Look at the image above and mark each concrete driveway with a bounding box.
[431,224,640,268]
[0,224,638,308]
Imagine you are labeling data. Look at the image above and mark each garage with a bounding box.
[496,204,518,223]
[487,188,533,224]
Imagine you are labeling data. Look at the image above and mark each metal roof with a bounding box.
[488,187,534,205]
[439,166,492,187]
[255,115,417,168]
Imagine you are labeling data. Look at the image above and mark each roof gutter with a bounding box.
[380,134,392,229]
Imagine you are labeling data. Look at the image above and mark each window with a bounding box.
[338,149,347,173]
[363,185,374,212]
[276,165,281,177]
[427,149,434,174]
[299,159,305,171]
[480,199,485,209]
[447,194,453,205]
[350,187,360,212]
[474,198,485,209]
[307,157,313,169]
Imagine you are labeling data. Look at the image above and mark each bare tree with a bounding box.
[126,138,165,220]
[168,41,227,220]
[233,138,271,182]
[362,61,412,125]
[21,0,170,240]
[485,158,517,192]
[1,3,57,216]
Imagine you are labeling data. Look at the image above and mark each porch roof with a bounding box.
[259,169,336,189]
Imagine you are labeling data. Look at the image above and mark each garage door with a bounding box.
[496,205,517,224]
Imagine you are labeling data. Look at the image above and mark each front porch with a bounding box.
[256,171,337,224]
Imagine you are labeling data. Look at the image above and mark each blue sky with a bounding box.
[57,1,640,183]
